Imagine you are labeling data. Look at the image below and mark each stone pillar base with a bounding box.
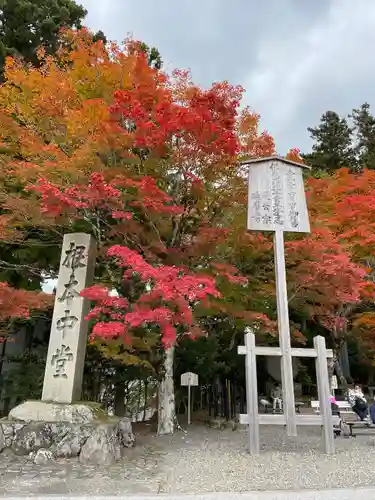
[0,400,134,465]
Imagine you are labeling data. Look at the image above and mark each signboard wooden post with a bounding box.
[181,372,198,425]
[246,156,310,437]
[240,156,334,455]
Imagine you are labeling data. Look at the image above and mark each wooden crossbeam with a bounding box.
[237,346,333,358]
[240,413,340,427]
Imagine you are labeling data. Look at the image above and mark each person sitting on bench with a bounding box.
[271,384,282,413]
[330,394,340,417]
[347,383,368,421]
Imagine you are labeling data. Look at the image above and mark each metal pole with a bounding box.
[274,230,297,436]
[188,383,191,425]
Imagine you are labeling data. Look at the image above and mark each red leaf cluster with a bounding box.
[81,246,222,347]
[0,282,51,321]
[28,172,183,218]
[211,262,248,286]
[307,168,375,258]
[286,228,374,330]
[109,80,242,159]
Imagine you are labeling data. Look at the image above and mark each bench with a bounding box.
[258,398,341,436]
[311,400,355,419]
[259,398,272,412]
[295,402,304,413]
[311,400,357,437]
[259,398,304,413]
[346,421,375,437]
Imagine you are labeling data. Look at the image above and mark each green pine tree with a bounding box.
[0,0,87,80]
[303,110,356,175]
[350,102,375,170]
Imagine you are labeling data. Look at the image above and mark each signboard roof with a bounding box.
[241,155,311,170]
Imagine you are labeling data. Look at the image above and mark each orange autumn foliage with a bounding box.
[305,168,375,355]
[0,282,52,339]
[0,29,279,337]
[0,29,274,220]
[307,168,375,260]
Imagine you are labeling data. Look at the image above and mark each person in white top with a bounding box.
[347,383,368,420]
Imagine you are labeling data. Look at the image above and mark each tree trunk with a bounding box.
[114,379,126,417]
[0,337,7,376]
[143,378,148,422]
[157,346,175,435]
[328,348,347,387]
[328,356,335,380]
[136,380,142,420]
[334,354,347,386]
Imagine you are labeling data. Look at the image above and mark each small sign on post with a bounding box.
[181,372,198,425]
[331,375,338,391]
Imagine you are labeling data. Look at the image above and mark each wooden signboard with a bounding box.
[247,157,310,233]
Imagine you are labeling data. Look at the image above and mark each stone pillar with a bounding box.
[42,233,96,404]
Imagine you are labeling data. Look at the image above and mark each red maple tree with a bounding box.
[0,282,52,342]
[29,171,249,346]
[18,32,276,434]
[289,168,375,374]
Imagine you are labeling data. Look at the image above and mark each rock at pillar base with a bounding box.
[12,423,52,455]
[3,400,135,465]
[55,426,90,458]
[31,448,55,465]
[8,400,101,424]
[0,426,5,452]
[118,417,135,448]
[79,422,121,465]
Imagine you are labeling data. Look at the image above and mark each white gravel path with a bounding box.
[157,425,375,493]
[5,491,375,500]
[1,424,375,495]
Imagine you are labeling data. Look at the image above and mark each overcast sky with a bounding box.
[79,0,375,154]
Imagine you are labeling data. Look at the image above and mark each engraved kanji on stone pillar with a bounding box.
[42,233,96,404]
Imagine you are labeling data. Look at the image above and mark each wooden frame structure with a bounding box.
[238,330,335,455]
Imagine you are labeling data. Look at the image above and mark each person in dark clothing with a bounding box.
[347,384,369,421]
[353,398,368,420]
[370,397,375,424]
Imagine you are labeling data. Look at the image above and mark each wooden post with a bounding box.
[243,329,260,454]
[274,229,297,436]
[314,335,335,454]
[188,383,191,425]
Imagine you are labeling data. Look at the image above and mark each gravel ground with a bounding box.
[1,424,375,495]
